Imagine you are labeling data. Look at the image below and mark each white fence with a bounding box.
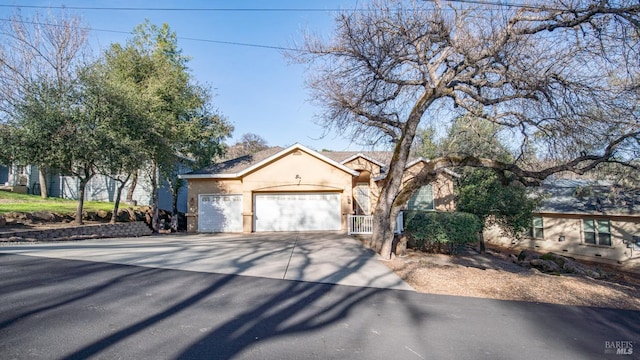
[347,212,404,235]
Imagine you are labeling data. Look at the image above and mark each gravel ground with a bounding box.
[385,248,640,310]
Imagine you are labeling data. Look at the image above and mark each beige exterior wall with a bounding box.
[399,162,456,211]
[186,150,354,233]
[185,179,244,232]
[484,213,640,264]
[185,150,458,233]
[344,156,381,215]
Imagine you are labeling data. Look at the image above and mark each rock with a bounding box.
[0,216,5,227]
[585,270,602,279]
[83,211,98,221]
[31,211,56,222]
[139,205,152,214]
[393,234,408,257]
[116,209,134,222]
[517,250,539,263]
[96,210,111,220]
[529,258,562,273]
[6,212,32,221]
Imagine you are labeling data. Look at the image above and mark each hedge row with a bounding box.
[404,211,482,255]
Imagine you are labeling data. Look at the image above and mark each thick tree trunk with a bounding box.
[371,206,394,254]
[171,191,178,232]
[38,167,48,199]
[126,170,138,204]
[151,165,160,233]
[110,176,130,224]
[75,178,89,225]
[369,92,435,259]
[479,231,486,253]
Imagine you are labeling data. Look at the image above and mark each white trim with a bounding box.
[372,158,460,181]
[180,143,360,179]
[340,153,386,167]
[405,157,430,168]
[347,213,403,235]
[179,173,237,179]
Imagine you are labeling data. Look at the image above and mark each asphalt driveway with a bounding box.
[0,232,412,290]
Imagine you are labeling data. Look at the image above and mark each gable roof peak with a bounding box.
[179,143,359,179]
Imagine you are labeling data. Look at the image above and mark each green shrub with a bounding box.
[540,253,555,261]
[404,211,482,255]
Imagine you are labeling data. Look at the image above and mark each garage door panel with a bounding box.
[199,195,242,232]
[254,193,341,232]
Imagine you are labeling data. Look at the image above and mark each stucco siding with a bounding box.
[344,157,382,177]
[186,179,243,232]
[184,146,458,233]
[186,150,354,233]
[398,162,456,211]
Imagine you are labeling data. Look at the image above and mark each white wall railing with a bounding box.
[347,215,373,235]
[348,213,404,235]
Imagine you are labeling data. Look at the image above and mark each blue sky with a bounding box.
[0,0,376,151]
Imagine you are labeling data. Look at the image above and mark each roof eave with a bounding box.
[340,153,386,167]
[178,173,238,179]
[180,143,360,179]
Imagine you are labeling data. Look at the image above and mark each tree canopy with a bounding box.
[294,0,640,258]
[2,17,232,226]
[225,133,270,159]
[457,168,538,252]
[0,10,89,198]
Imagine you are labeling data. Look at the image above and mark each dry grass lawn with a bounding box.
[385,247,640,311]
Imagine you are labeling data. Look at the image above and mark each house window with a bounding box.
[408,184,434,211]
[529,216,544,239]
[583,219,611,246]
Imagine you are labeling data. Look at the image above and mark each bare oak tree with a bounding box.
[0,9,88,198]
[293,0,640,258]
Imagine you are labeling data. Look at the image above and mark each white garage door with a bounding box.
[198,194,243,232]
[254,193,341,232]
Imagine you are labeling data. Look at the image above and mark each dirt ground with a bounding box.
[385,247,640,311]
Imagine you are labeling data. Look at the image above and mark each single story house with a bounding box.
[179,143,455,233]
[485,178,640,265]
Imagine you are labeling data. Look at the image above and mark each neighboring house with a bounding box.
[0,162,186,213]
[485,179,640,265]
[0,165,9,185]
[179,143,455,233]
[0,163,39,193]
[51,171,188,213]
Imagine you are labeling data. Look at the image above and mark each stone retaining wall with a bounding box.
[0,221,152,242]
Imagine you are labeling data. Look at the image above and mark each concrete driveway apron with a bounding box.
[0,232,413,290]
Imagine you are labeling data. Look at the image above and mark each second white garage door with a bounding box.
[254,193,341,232]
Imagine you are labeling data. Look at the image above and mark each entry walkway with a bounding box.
[0,232,413,290]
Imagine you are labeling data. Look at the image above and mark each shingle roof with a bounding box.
[537,178,640,216]
[187,146,284,175]
[320,151,394,165]
[184,146,397,176]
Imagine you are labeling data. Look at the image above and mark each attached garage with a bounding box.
[254,192,341,232]
[198,194,243,232]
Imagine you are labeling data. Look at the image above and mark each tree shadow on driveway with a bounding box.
[0,241,426,360]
